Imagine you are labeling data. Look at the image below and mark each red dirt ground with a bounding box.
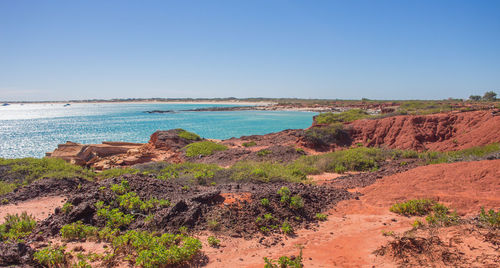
[349,110,500,151]
[203,159,500,267]
[0,196,66,224]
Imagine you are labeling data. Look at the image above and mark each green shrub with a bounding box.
[390,199,435,216]
[303,124,348,147]
[33,245,69,267]
[277,187,291,203]
[314,109,370,124]
[207,219,220,231]
[257,149,272,157]
[0,157,95,183]
[281,220,293,235]
[113,230,202,267]
[184,141,227,157]
[110,180,129,195]
[0,181,17,195]
[289,195,304,210]
[156,162,222,182]
[230,161,306,183]
[178,129,202,141]
[426,210,460,226]
[61,202,73,214]
[60,221,98,241]
[315,213,327,221]
[96,206,134,228]
[99,168,139,179]
[0,212,36,242]
[242,141,257,147]
[479,207,500,228]
[264,250,303,268]
[207,236,220,247]
[260,198,270,207]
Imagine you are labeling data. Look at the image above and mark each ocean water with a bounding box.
[0,103,316,158]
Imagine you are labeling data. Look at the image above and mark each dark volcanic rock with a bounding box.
[0,242,36,267]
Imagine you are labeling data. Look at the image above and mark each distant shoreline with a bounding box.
[1,100,275,106]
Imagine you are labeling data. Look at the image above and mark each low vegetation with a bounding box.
[264,250,303,268]
[390,199,460,227]
[478,207,499,228]
[183,141,228,157]
[178,129,202,141]
[314,109,371,124]
[0,157,95,194]
[242,141,257,147]
[0,212,37,242]
[33,245,70,267]
[303,124,349,147]
[390,199,436,216]
[207,235,220,247]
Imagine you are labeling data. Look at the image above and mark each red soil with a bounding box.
[204,159,500,267]
[0,196,66,224]
[349,110,500,151]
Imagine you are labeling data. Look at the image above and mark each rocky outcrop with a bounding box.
[47,129,199,169]
[347,110,500,151]
[47,141,143,165]
[149,129,200,150]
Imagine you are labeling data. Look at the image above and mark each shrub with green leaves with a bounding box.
[60,221,98,241]
[110,180,130,195]
[277,187,291,203]
[260,198,270,207]
[0,181,17,196]
[315,213,327,221]
[264,250,303,268]
[303,124,348,147]
[0,212,36,242]
[183,141,227,157]
[0,157,95,186]
[99,167,139,179]
[242,141,257,147]
[230,161,306,183]
[479,207,500,228]
[33,245,69,267]
[178,129,202,141]
[289,195,304,210]
[112,230,202,267]
[156,162,222,184]
[257,149,272,157]
[207,235,220,247]
[281,220,293,235]
[390,199,436,216]
[96,206,134,228]
[61,202,73,214]
[314,109,370,124]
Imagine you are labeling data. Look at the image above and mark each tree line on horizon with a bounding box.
[469,91,497,101]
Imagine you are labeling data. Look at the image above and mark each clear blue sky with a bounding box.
[1,0,499,101]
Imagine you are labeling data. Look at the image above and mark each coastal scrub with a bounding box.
[184,141,227,157]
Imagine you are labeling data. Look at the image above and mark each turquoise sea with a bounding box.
[0,103,316,158]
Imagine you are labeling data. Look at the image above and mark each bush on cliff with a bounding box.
[303,124,350,147]
[178,129,202,141]
[314,109,370,124]
[183,141,227,157]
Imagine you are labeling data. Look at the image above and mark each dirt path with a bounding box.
[203,159,500,267]
[0,196,66,224]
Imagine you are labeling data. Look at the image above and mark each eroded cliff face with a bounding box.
[46,129,196,169]
[347,110,500,151]
[46,110,500,169]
